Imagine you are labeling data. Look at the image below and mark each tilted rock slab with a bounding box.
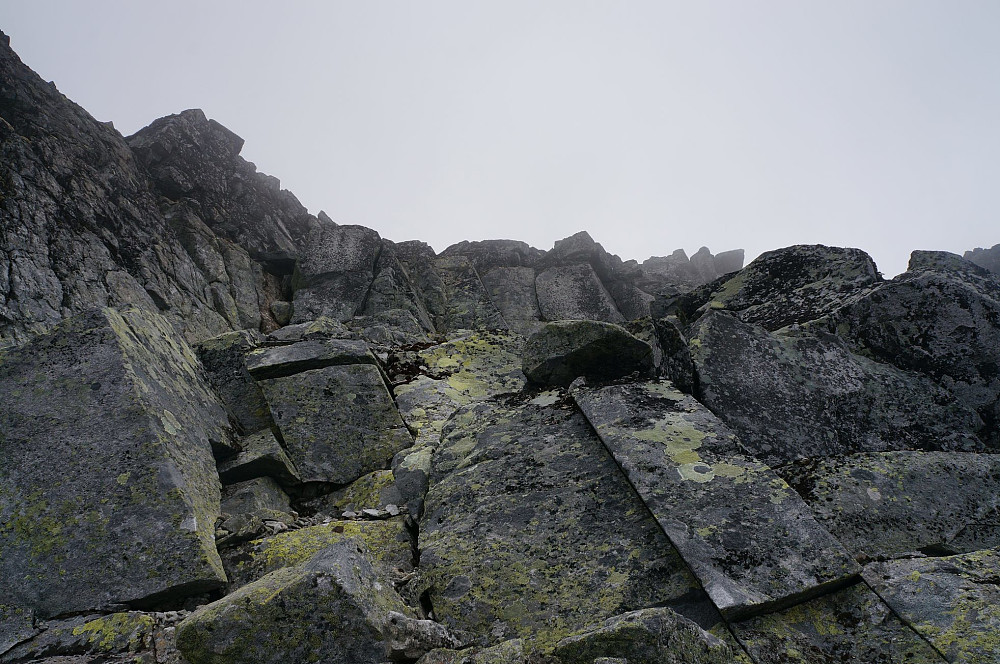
[731,582,945,663]
[573,381,859,620]
[779,452,1000,560]
[194,330,273,436]
[415,392,720,648]
[0,307,229,618]
[522,320,653,387]
[690,310,983,467]
[863,549,1000,663]
[245,337,374,379]
[258,363,412,484]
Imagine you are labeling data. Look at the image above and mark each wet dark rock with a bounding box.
[522,320,653,387]
[194,330,273,436]
[217,429,301,487]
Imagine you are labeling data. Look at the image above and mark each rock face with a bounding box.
[5,28,1000,663]
[0,307,229,618]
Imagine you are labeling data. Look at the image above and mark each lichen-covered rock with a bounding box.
[291,222,383,323]
[220,478,293,518]
[263,316,354,343]
[832,251,1000,448]
[245,337,374,379]
[216,429,301,487]
[431,255,508,331]
[863,549,1000,663]
[416,639,529,664]
[522,320,653,387]
[0,604,36,656]
[552,607,748,664]
[415,393,718,648]
[194,330,273,436]
[224,518,414,591]
[651,316,695,393]
[779,452,1000,560]
[0,612,155,663]
[258,364,412,484]
[177,539,438,664]
[301,470,403,516]
[701,244,880,331]
[573,381,858,620]
[731,582,944,663]
[690,311,983,466]
[0,307,229,618]
[535,264,625,323]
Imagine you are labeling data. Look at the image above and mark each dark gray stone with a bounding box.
[522,320,653,386]
[217,429,301,487]
[258,364,413,484]
[0,307,229,618]
[535,264,625,323]
[245,338,373,379]
[573,381,858,620]
[194,330,273,436]
[690,311,984,466]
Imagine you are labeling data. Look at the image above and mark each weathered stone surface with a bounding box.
[177,540,438,664]
[522,320,653,386]
[965,243,1000,274]
[651,316,695,393]
[223,518,414,591]
[574,381,858,619]
[863,549,1000,663]
[301,470,403,517]
[263,316,354,343]
[779,452,1000,560]
[640,248,745,291]
[194,330,272,436]
[701,244,880,331]
[259,363,412,484]
[245,337,373,379]
[0,604,36,656]
[415,393,718,648]
[0,307,229,618]
[731,582,945,663]
[216,429,301,487]
[535,264,625,323]
[360,240,436,334]
[440,239,543,274]
[0,612,155,663]
[480,266,543,335]
[552,607,748,664]
[690,311,983,466]
[220,477,293,518]
[432,255,507,331]
[291,222,383,323]
[416,639,529,664]
[832,251,1000,447]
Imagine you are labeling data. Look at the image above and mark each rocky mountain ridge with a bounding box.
[2,29,999,664]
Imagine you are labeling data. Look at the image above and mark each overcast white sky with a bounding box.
[5,1,999,277]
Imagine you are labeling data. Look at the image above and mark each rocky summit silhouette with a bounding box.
[1,28,999,664]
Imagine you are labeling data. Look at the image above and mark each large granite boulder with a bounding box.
[177,539,458,664]
[0,307,230,618]
[258,363,412,484]
[779,452,1000,560]
[414,392,720,648]
[522,320,653,387]
[690,311,984,466]
[832,251,1000,447]
[573,381,858,620]
[702,244,881,331]
[430,255,507,331]
[195,330,273,436]
[535,264,625,323]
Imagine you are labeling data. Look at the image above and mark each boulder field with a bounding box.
[2,29,1000,663]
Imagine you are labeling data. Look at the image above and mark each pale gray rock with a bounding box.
[535,264,625,323]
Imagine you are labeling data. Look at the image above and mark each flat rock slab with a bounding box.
[217,429,301,487]
[731,582,946,664]
[415,392,720,648]
[246,338,373,379]
[779,452,1000,560]
[690,311,983,466]
[259,364,412,484]
[573,381,859,620]
[0,307,229,618]
[863,550,1000,663]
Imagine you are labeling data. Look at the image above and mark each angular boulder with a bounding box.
[245,337,374,379]
[195,330,273,436]
[0,307,229,618]
[177,540,453,664]
[258,364,413,484]
[690,311,983,466]
[216,429,301,487]
[573,381,858,620]
[535,264,625,323]
[522,320,653,387]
